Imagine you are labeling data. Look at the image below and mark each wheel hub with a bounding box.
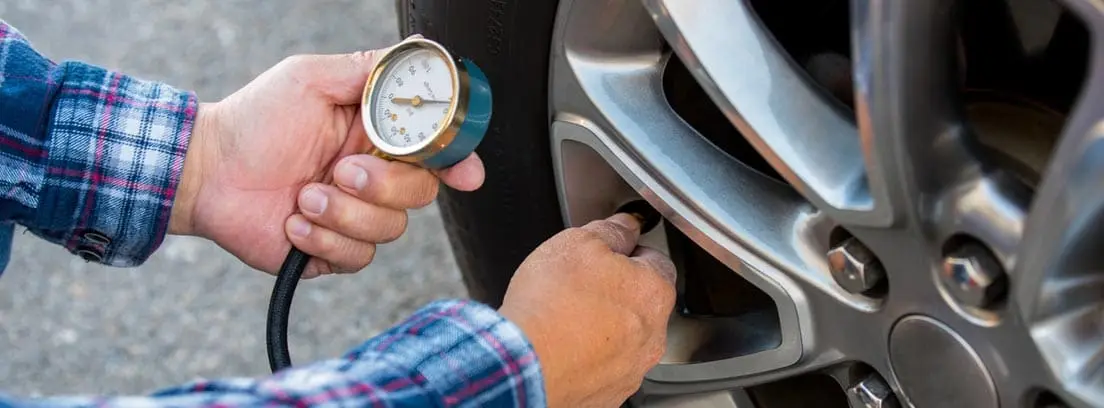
[888,315,997,408]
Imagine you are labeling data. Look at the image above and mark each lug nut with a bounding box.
[847,374,900,408]
[940,241,1008,309]
[827,237,886,296]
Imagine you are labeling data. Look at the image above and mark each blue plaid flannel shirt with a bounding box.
[0,20,545,408]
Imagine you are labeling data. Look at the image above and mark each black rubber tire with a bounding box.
[399,0,565,308]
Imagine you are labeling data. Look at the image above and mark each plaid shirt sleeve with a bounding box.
[1,299,546,407]
[0,20,547,408]
[0,19,193,267]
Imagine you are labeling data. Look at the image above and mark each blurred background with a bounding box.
[0,0,470,397]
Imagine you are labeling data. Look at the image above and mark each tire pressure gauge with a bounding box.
[361,36,493,169]
[267,37,492,373]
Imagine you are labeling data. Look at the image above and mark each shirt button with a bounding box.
[82,231,111,246]
[76,247,103,263]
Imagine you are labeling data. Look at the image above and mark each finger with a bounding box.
[333,154,440,209]
[580,213,642,255]
[301,258,342,279]
[297,184,408,243]
[433,153,485,192]
[630,246,677,286]
[285,214,377,272]
[630,246,678,325]
[303,256,363,278]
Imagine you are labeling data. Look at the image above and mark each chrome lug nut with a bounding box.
[847,374,900,408]
[940,241,1008,309]
[827,237,885,295]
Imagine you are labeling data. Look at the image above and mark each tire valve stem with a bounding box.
[615,199,662,234]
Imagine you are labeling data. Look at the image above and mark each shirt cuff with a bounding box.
[27,61,196,267]
[347,298,547,407]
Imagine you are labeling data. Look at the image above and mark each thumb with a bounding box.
[580,213,643,255]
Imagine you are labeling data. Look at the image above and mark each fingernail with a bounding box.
[300,188,328,215]
[607,213,642,231]
[289,217,312,238]
[336,163,369,191]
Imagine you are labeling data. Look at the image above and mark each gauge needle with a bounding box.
[392,95,450,107]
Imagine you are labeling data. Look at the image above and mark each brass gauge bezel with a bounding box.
[361,37,471,163]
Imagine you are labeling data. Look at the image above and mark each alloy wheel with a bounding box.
[547,0,1101,406]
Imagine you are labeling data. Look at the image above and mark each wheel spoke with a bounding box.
[642,0,884,225]
[851,0,983,227]
[1017,0,1104,325]
[1014,4,1104,400]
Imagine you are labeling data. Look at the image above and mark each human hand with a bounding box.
[498,213,677,407]
[170,44,485,278]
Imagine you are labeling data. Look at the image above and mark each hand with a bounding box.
[499,213,677,407]
[170,44,485,278]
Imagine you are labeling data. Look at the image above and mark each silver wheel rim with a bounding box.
[546,0,1104,406]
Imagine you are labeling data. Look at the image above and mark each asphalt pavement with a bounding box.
[0,0,470,397]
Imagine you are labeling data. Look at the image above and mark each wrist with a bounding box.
[499,305,563,407]
[169,102,218,236]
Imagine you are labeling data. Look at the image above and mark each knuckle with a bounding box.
[336,240,374,270]
[304,262,328,278]
[399,169,439,208]
[406,169,438,206]
[350,50,381,67]
[581,219,615,235]
[642,268,676,297]
[412,177,440,208]
[650,252,677,273]
[618,377,645,401]
[328,197,357,229]
[585,219,632,247]
[653,289,677,318]
[641,278,676,318]
[372,164,406,203]
[560,227,602,246]
[646,340,667,367]
[635,259,677,294]
[312,227,337,256]
[618,312,647,338]
[280,54,312,70]
[366,178,392,205]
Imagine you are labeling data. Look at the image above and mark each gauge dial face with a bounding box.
[370,47,456,150]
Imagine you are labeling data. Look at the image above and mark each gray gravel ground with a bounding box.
[0,0,470,397]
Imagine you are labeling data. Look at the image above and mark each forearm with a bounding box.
[0,300,546,408]
[0,19,196,268]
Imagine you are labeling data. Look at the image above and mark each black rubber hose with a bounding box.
[266,247,311,372]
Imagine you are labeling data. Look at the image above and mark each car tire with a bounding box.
[399,0,565,307]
